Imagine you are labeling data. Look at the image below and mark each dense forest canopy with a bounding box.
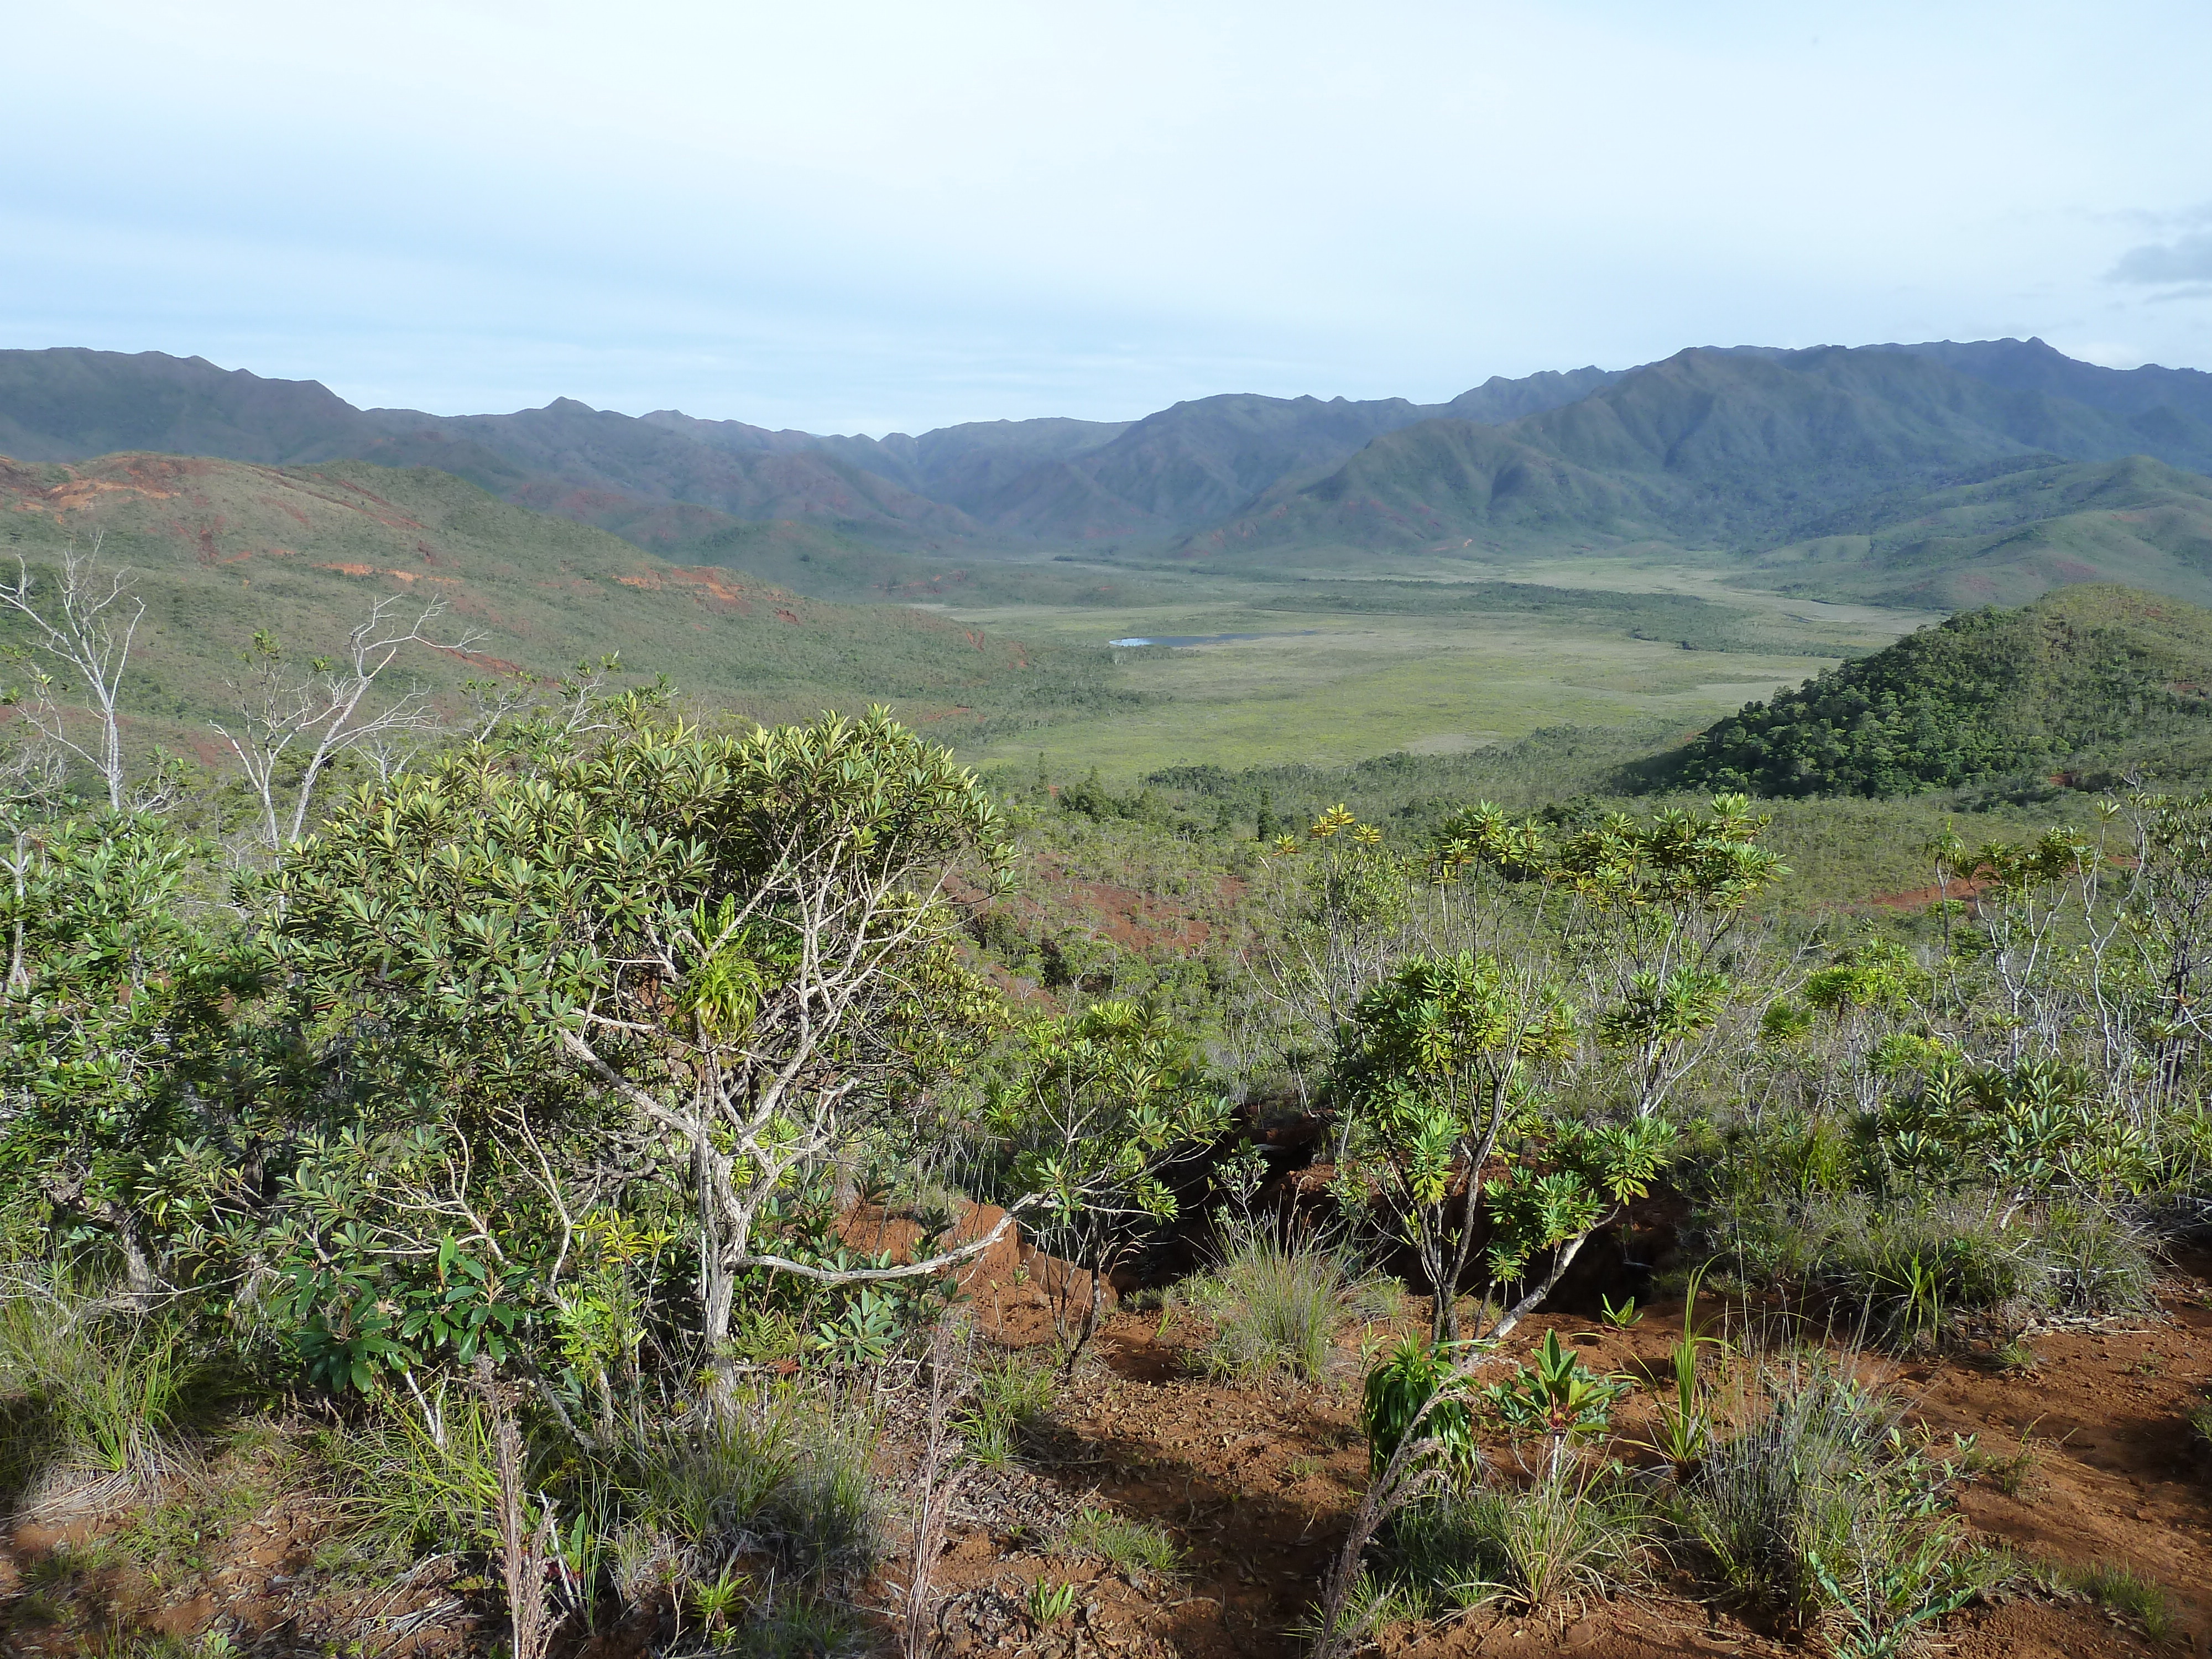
[1645,585,2212,798]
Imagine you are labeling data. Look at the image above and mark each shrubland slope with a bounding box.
[1639,583,2212,797]
[1745,455,2212,609]
[0,452,1122,749]
[0,350,1640,553]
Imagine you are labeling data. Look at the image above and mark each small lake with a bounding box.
[1107,630,1321,648]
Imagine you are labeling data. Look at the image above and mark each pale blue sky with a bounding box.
[7,1,2210,433]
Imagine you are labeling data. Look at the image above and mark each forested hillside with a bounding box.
[1642,584,2212,797]
[1192,345,2212,565]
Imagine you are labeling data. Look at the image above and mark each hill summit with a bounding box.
[1640,585,2212,798]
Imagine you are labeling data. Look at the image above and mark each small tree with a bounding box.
[0,535,146,811]
[982,1000,1230,1361]
[1331,951,1575,1342]
[1333,916,1680,1345]
[1248,805,1416,1156]
[270,709,1022,1386]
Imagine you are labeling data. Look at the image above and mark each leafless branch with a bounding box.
[0,534,145,811]
[211,593,483,849]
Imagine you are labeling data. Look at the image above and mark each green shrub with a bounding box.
[1185,1233,1393,1384]
[1663,1363,1994,1650]
[1702,1187,2153,1347]
[1361,1336,1478,1480]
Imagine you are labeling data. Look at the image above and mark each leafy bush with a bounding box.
[1368,1328,1646,1617]
[1479,1329,1631,1454]
[1182,1233,1392,1384]
[1361,1336,1478,1480]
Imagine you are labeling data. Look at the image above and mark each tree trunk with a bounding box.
[1062,1243,1115,1376]
[1485,1226,1597,1343]
[98,1202,158,1306]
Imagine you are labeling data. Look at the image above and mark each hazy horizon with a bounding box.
[7,1,2209,434]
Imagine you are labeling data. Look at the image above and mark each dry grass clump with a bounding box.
[1390,1462,1650,1617]
[1179,1231,1395,1384]
[1660,1361,2004,1655]
[0,1272,217,1519]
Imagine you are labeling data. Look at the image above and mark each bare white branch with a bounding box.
[0,534,145,811]
[211,593,484,849]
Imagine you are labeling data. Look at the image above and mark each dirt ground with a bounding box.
[893,1248,2212,1659]
[4,1251,2209,1659]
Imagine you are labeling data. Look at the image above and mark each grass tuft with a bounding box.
[1181,1232,1395,1384]
[957,1353,1056,1469]
[0,1274,219,1516]
[1392,1463,1647,1616]
[1056,1506,1182,1578]
[2066,1561,2178,1643]
[1662,1361,1996,1650]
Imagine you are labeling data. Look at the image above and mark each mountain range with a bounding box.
[7,338,2212,609]
[0,348,1634,553]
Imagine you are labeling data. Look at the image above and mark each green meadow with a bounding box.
[935,559,1932,780]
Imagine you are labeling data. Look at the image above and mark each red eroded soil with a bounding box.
[1867,876,1992,910]
[6,1241,2207,1657]
[878,1237,2212,1659]
[1016,856,1244,956]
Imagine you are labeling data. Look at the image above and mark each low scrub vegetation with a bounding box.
[1178,1231,1394,1383]
[1,542,2207,1655]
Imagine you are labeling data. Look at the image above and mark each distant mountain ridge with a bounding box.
[0,347,1623,551]
[1198,345,2212,555]
[8,340,2212,612]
